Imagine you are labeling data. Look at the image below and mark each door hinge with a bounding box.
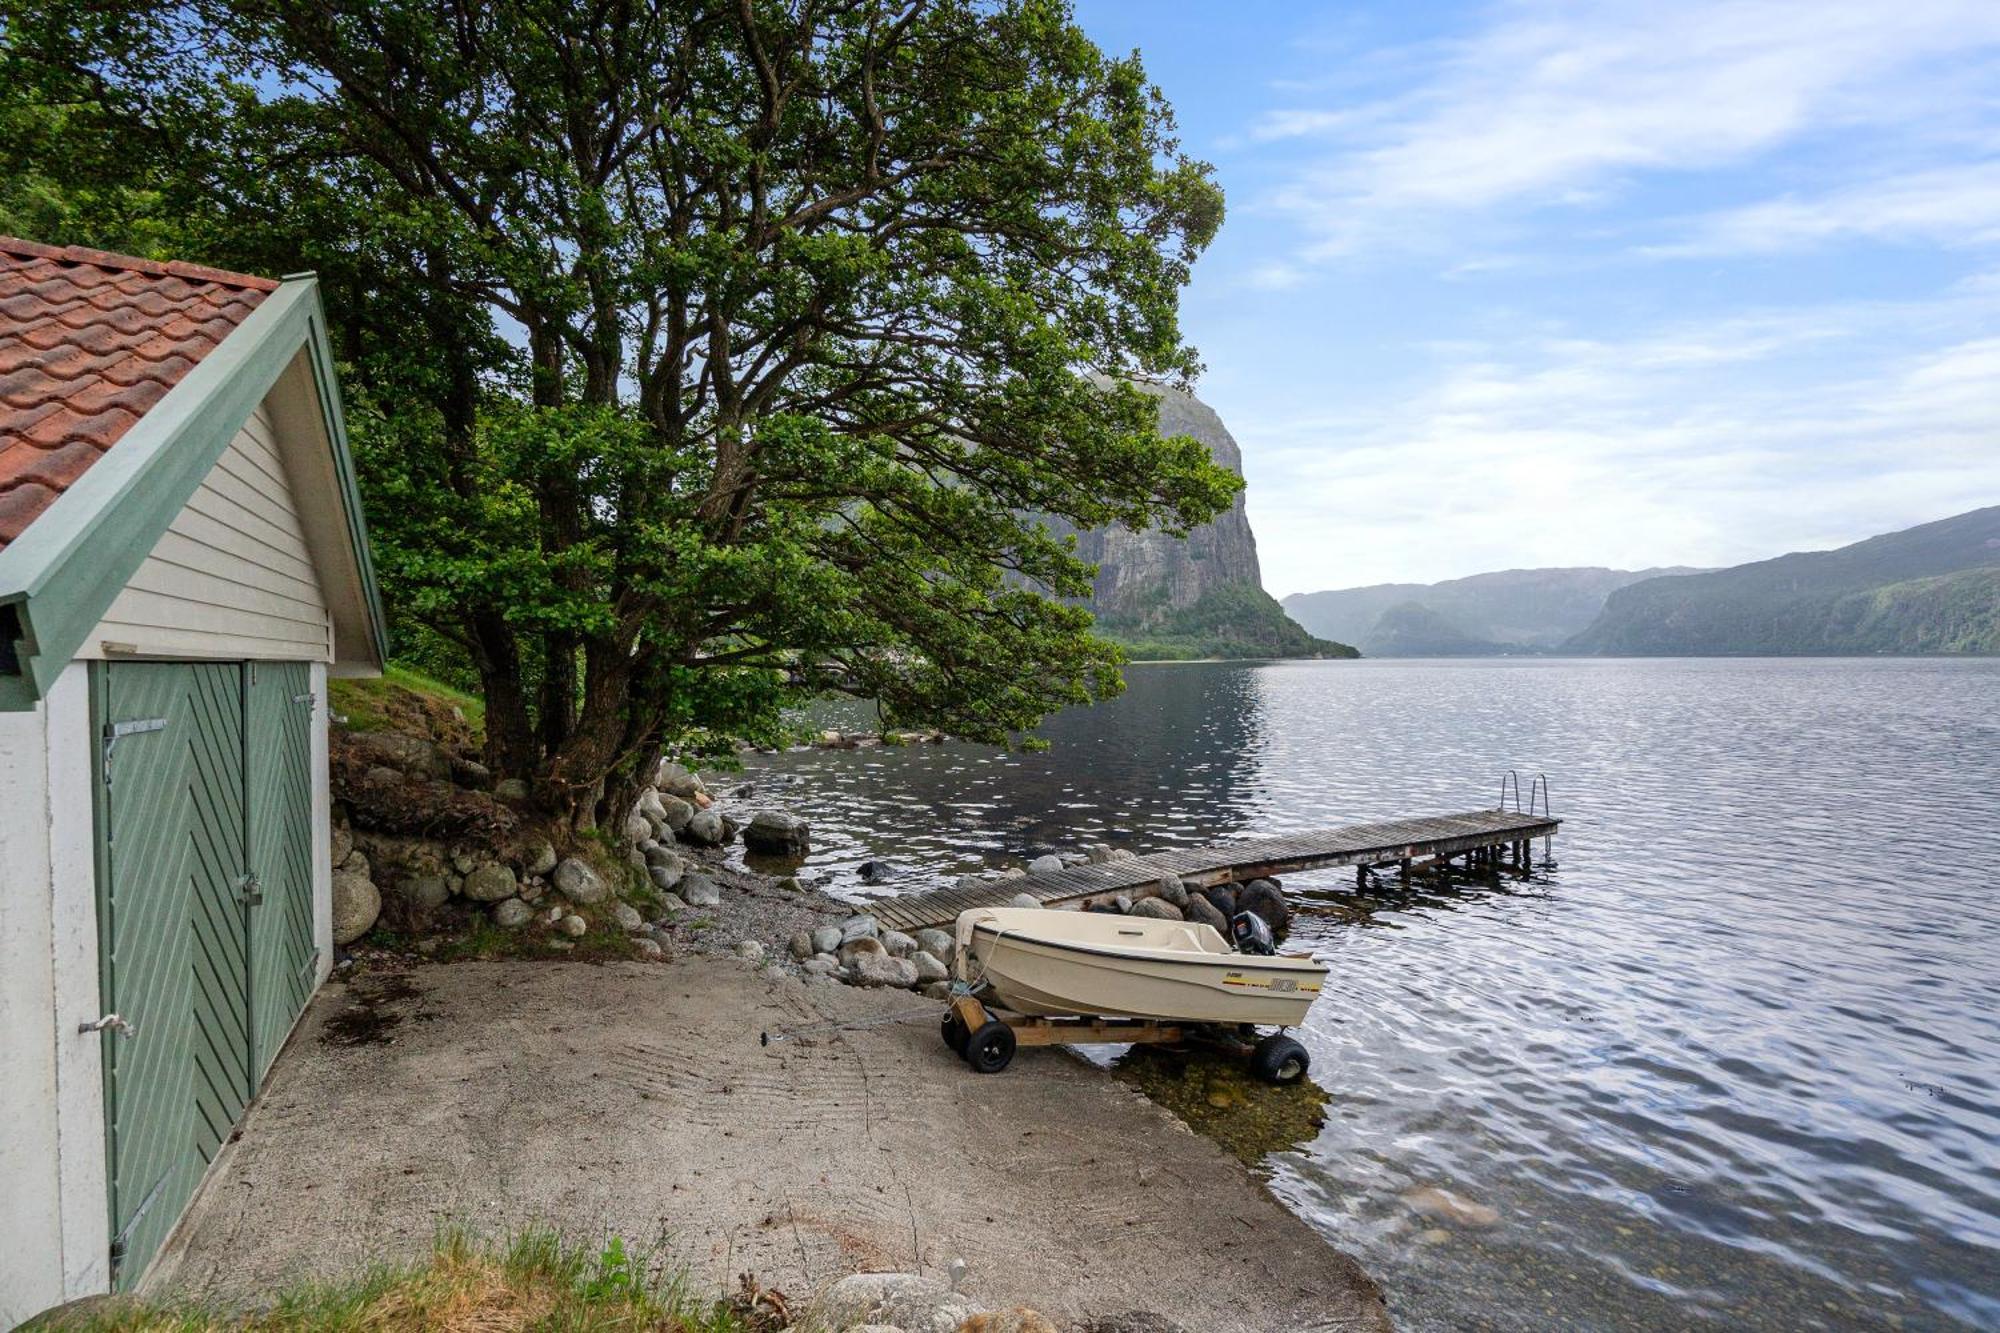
[238,870,264,908]
[109,1170,172,1277]
[101,717,168,842]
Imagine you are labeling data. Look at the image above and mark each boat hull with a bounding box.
[957,909,1325,1026]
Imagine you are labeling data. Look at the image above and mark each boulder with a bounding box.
[811,925,844,955]
[858,859,896,883]
[742,810,810,857]
[633,937,664,959]
[654,760,704,799]
[680,875,721,907]
[658,892,689,913]
[401,875,451,910]
[849,953,920,990]
[611,901,645,931]
[1107,848,1138,862]
[801,956,840,977]
[345,730,451,780]
[648,862,684,893]
[492,898,534,928]
[1084,843,1115,864]
[996,866,1027,880]
[519,881,546,904]
[621,810,653,844]
[343,849,373,882]
[521,839,558,877]
[734,939,767,964]
[955,874,989,892]
[642,842,681,869]
[1112,895,1133,914]
[1007,893,1040,910]
[679,809,728,846]
[1027,854,1063,876]
[880,929,918,958]
[635,787,668,829]
[331,869,380,945]
[1130,898,1183,920]
[915,928,954,959]
[838,937,886,966]
[1200,885,1239,921]
[657,793,695,833]
[911,950,950,983]
[460,862,519,903]
[1154,874,1190,908]
[788,932,816,961]
[560,913,588,938]
[553,857,611,905]
[330,825,354,868]
[808,1272,981,1333]
[1184,893,1228,934]
[839,914,881,943]
[1237,879,1289,935]
[493,777,530,802]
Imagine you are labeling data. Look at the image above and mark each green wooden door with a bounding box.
[247,662,317,1074]
[97,660,287,1287]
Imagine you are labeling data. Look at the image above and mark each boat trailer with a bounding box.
[939,992,1312,1085]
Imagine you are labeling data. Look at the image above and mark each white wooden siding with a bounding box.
[86,402,332,662]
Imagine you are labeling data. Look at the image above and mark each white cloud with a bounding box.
[1236,294,2000,592]
[1654,162,2000,255]
[1256,0,2000,259]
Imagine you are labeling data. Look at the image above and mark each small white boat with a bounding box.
[952,906,1327,1026]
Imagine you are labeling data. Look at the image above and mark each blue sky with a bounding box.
[1071,0,2000,594]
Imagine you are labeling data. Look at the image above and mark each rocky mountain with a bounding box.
[1283,566,1699,657]
[1046,384,1353,660]
[1570,505,2000,655]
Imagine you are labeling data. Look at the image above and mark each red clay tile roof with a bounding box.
[0,236,279,550]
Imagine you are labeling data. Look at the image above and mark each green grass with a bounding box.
[34,1228,761,1331]
[329,665,486,739]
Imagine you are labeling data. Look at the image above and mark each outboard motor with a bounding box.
[1231,910,1276,956]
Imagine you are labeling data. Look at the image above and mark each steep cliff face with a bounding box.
[1047,384,1264,620]
[1046,384,1352,660]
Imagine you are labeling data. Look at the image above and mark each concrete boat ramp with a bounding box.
[871,808,1561,934]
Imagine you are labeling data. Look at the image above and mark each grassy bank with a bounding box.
[32,1231,763,1332]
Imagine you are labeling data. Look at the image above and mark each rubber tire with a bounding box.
[1249,1033,1310,1085]
[941,1012,969,1054]
[963,1020,1017,1074]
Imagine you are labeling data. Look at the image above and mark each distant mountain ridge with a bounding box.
[1045,384,1354,660]
[1283,566,1702,657]
[1571,506,2000,655]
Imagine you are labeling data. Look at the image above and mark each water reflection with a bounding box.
[739,659,2000,1331]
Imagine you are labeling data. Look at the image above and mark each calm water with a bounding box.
[734,659,2000,1332]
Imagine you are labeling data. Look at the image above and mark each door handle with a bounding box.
[80,1014,137,1037]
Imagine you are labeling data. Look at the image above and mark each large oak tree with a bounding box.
[3,0,1234,836]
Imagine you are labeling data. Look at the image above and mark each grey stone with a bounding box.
[654,761,704,799]
[955,874,989,892]
[635,787,668,829]
[811,925,843,955]
[679,809,728,846]
[847,953,920,990]
[1130,898,1183,920]
[553,857,611,905]
[742,810,810,857]
[611,902,645,932]
[839,914,881,943]
[648,862,684,893]
[331,869,380,945]
[808,1271,981,1333]
[519,880,546,904]
[642,842,681,869]
[1085,843,1116,864]
[838,936,886,966]
[401,875,451,910]
[680,875,721,908]
[997,866,1028,880]
[522,840,558,877]
[633,937,664,959]
[910,950,950,983]
[1154,873,1190,908]
[492,898,534,928]
[788,933,815,961]
[1107,848,1138,862]
[1238,879,1290,934]
[330,825,354,868]
[621,810,653,844]
[460,861,519,902]
[493,777,530,801]
[880,929,917,958]
[915,928,954,959]
[451,851,477,875]
[1027,854,1063,875]
[1112,895,1133,914]
[1185,893,1228,933]
[1007,893,1040,910]
[734,939,767,964]
[657,793,694,832]
[801,956,840,977]
[560,913,588,938]
[657,892,689,913]
[342,849,373,882]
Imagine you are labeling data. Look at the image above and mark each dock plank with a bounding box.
[868,808,1561,933]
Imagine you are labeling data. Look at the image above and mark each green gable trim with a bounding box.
[0,277,388,710]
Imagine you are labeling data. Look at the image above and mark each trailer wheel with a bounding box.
[941,1011,969,1054]
[963,1020,1017,1074]
[1249,1033,1310,1085]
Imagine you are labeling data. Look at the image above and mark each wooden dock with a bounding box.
[869,808,1561,934]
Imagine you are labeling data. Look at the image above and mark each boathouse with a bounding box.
[0,237,385,1321]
